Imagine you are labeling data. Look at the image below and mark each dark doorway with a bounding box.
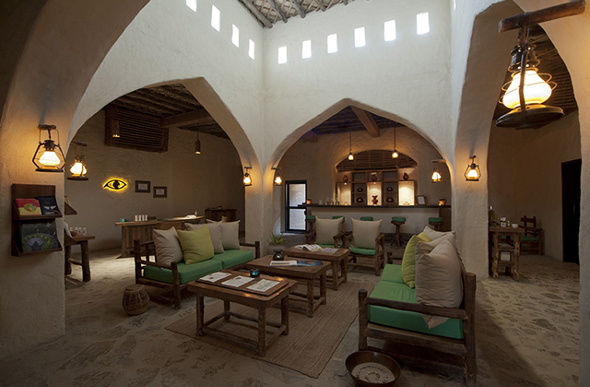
[562,159,581,264]
[285,180,307,233]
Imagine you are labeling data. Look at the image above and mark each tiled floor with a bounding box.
[0,240,580,387]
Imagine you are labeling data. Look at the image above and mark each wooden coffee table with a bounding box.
[282,247,349,291]
[188,271,297,356]
[246,255,330,318]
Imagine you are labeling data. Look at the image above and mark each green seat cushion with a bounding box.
[401,232,431,288]
[368,281,463,340]
[360,216,374,221]
[350,246,376,255]
[211,249,254,269]
[520,236,539,242]
[391,217,406,222]
[306,215,316,220]
[143,259,223,284]
[319,243,340,248]
[428,217,443,223]
[381,264,405,284]
[332,215,344,220]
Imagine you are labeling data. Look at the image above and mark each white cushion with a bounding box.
[351,218,383,249]
[415,232,456,262]
[152,228,183,265]
[315,217,343,245]
[208,219,241,250]
[415,239,463,329]
[185,222,224,254]
[422,226,455,241]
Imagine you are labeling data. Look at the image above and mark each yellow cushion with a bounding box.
[401,232,431,288]
[177,228,215,265]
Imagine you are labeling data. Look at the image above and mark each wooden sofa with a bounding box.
[358,262,477,386]
[134,239,260,309]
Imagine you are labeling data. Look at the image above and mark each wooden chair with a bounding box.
[343,231,385,276]
[520,215,544,254]
[358,259,477,386]
[306,216,346,247]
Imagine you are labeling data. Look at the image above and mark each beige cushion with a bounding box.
[185,222,224,254]
[152,228,183,265]
[415,232,456,262]
[422,226,455,241]
[415,239,463,329]
[315,217,343,245]
[351,218,383,249]
[208,219,241,250]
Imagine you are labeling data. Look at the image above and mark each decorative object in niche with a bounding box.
[439,199,447,206]
[357,187,363,192]
[386,196,394,204]
[386,186,393,192]
[403,173,409,180]
[372,195,378,205]
[343,175,349,183]
[356,197,364,204]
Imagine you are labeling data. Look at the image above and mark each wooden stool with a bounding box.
[305,215,316,233]
[391,217,406,247]
[122,284,150,315]
[428,217,443,231]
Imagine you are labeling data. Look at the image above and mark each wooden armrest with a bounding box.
[342,233,352,248]
[366,296,468,320]
[240,240,261,258]
[139,260,175,270]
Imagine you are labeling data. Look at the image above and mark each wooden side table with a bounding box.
[64,234,95,282]
[489,226,524,280]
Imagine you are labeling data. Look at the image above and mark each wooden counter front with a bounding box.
[115,216,203,257]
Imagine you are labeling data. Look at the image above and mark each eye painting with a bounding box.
[103,179,128,191]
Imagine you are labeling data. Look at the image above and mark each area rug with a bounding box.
[165,281,373,378]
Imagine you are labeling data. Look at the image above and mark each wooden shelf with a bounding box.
[11,184,63,257]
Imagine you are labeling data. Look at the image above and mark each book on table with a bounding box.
[294,244,322,252]
[270,260,298,267]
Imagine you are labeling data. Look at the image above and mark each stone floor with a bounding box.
[0,239,580,387]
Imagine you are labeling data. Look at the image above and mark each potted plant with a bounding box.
[267,231,286,255]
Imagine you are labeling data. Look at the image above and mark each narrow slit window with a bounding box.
[327,34,338,54]
[278,46,287,64]
[384,20,396,41]
[417,12,430,35]
[302,40,312,59]
[249,40,255,59]
[232,25,239,47]
[211,5,220,31]
[186,0,197,12]
[354,27,366,48]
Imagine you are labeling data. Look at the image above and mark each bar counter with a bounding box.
[304,204,451,234]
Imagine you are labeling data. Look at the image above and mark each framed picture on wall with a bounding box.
[416,195,427,206]
[153,186,167,198]
[135,180,151,193]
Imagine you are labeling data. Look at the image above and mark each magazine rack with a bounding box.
[11,184,62,256]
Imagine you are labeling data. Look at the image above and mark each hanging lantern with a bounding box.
[33,125,66,172]
[432,168,441,183]
[68,140,88,180]
[464,155,481,181]
[243,167,252,186]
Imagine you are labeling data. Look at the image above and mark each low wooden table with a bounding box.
[246,256,329,317]
[188,271,297,356]
[489,226,525,280]
[282,247,349,291]
[64,234,95,282]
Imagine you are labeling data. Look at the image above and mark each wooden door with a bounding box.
[562,159,581,264]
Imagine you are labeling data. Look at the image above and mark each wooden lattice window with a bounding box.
[105,105,168,152]
[336,150,417,172]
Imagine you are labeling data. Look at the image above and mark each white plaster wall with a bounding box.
[489,112,581,261]
[64,111,245,251]
[262,0,453,167]
[278,127,451,232]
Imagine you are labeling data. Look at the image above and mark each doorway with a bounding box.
[285,180,307,232]
[562,159,581,264]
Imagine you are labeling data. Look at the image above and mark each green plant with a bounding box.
[269,231,285,245]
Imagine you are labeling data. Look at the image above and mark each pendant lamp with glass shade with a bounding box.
[33,124,66,172]
[348,129,354,161]
[68,140,89,180]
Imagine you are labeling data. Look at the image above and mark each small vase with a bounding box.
[272,249,284,261]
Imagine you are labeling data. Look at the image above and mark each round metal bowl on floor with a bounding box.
[345,351,401,387]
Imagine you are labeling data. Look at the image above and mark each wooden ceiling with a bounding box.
[237,0,350,28]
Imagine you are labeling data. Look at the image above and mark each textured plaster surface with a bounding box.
[64,111,245,251]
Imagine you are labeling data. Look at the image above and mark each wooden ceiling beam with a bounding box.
[268,0,288,23]
[302,131,319,142]
[499,1,585,32]
[135,89,197,112]
[290,0,306,18]
[314,0,327,12]
[160,109,215,128]
[239,0,273,28]
[351,106,380,137]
